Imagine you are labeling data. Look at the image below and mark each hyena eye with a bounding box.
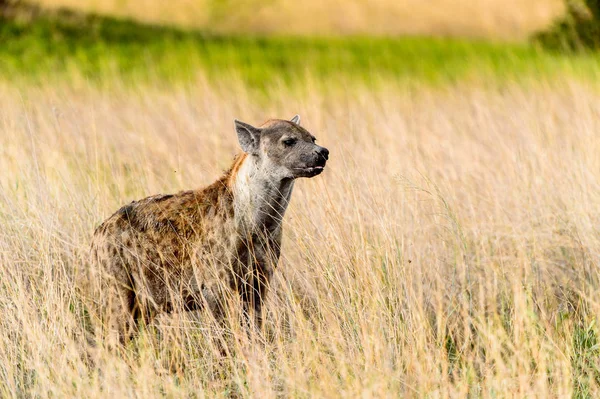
[283,138,296,146]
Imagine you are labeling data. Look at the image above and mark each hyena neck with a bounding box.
[229,153,295,236]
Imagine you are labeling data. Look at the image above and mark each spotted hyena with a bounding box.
[89,115,329,340]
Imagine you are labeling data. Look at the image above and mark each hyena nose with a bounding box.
[317,147,329,161]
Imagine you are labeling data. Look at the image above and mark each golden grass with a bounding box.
[29,0,564,39]
[1,76,600,397]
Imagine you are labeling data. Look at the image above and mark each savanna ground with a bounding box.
[2,1,600,397]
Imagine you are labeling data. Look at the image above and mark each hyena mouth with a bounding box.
[295,166,324,171]
[294,165,325,176]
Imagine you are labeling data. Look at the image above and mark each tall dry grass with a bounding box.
[29,0,564,39]
[1,77,600,397]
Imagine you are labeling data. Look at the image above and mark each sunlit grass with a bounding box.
[2,75,600,396]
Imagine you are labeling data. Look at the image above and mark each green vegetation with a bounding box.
[534,0,600,51]
[572,320,600,399]
[2,6,600,87]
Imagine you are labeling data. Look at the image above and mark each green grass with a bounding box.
[572,320,600,399]
[2,6,600,88]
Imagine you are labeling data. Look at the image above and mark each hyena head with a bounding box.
[234,115,329,180]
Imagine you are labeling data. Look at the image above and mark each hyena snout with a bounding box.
[315,146,329,163]
[294,145,329,178]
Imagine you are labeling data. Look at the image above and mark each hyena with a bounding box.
[89,115,329,340]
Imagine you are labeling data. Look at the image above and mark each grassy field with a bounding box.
[3,3,600,398]
[3,75,600,398]
[3,8,600,90]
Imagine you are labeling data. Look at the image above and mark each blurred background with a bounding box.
[6,0,564,37]
[1,0,598,87]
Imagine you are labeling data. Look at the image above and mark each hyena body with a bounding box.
[89,116,329,338]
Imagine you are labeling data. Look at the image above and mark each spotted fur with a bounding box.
[88,116,329,340]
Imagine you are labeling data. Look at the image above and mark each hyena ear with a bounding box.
[234,119,262,155]
[290,114,301,125]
